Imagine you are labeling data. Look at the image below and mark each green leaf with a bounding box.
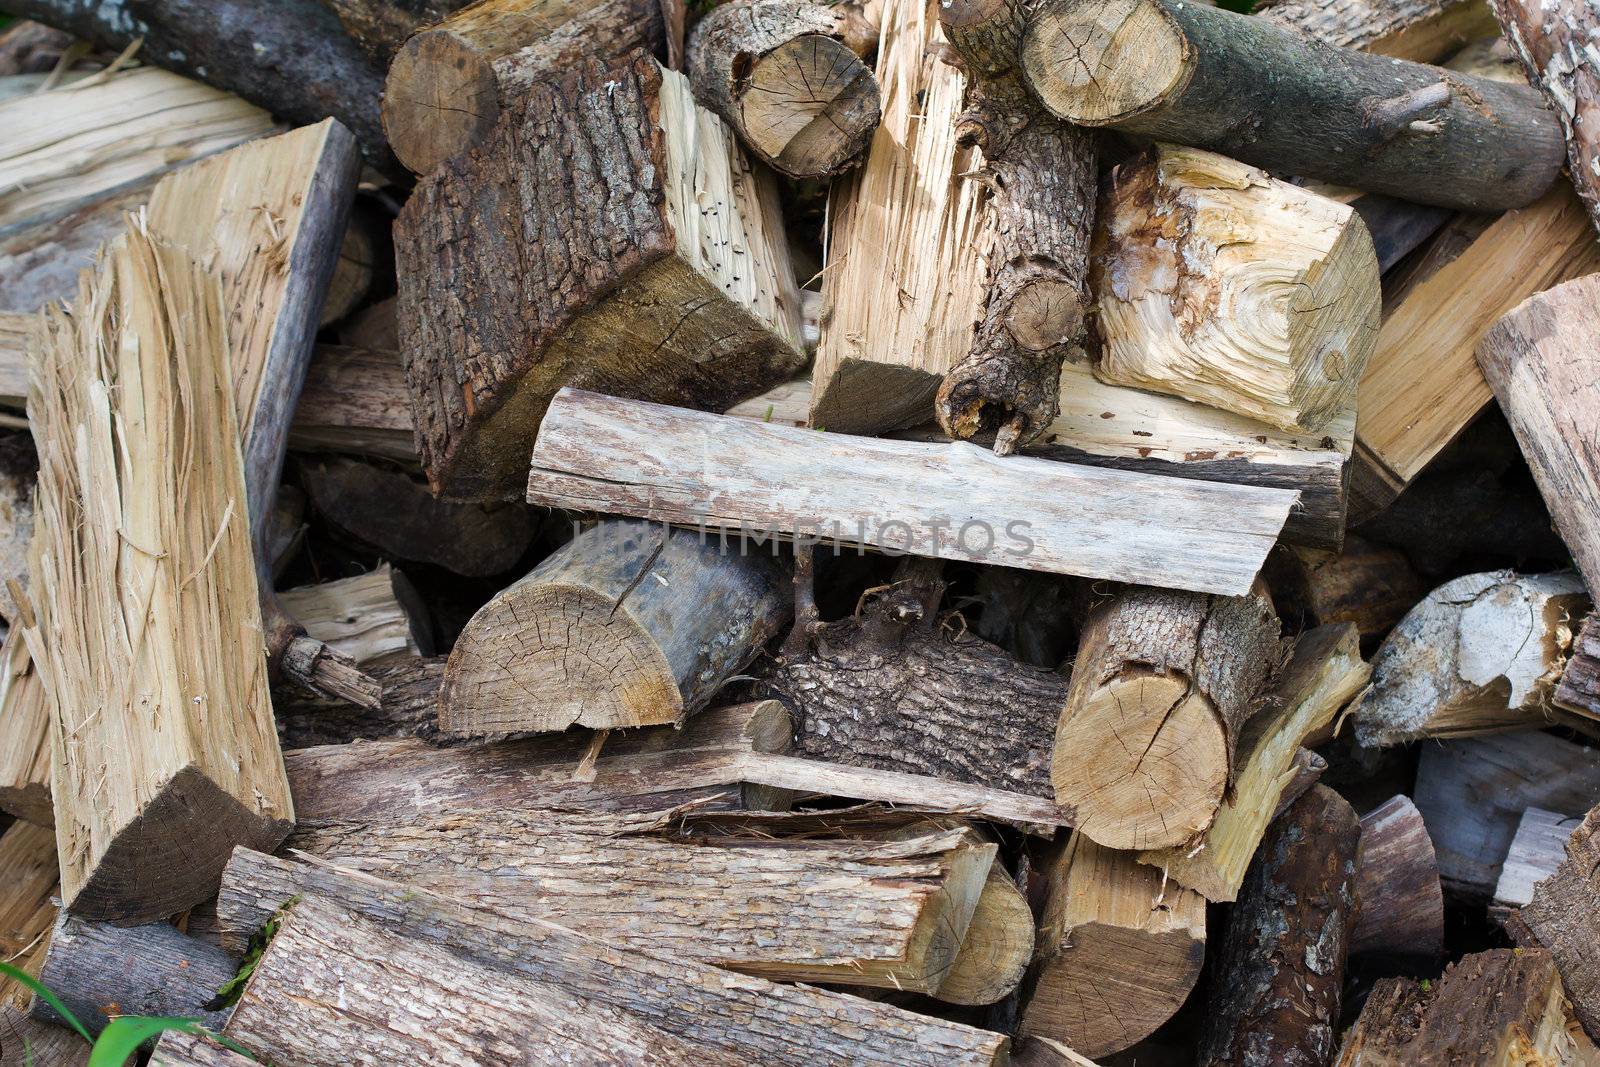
[0,961,92,1043]
[87,1017,204,1067]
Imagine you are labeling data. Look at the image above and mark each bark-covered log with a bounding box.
[442,520,790,736]
[150,1032,257,1067]
[383,0,682,175]
[1257,0,1498,61]
[1018,0,1563,211]
[397,54,805,500]
[1053,585,1284,851]
[1507,804,1600,1042]
[1479,274,1600,590]
[1558,614,1600,720]
[0,0,396,170]
[289,345,417,462]
[1021,834,1206,1059]
[217,852,1011,1065]
[1264,535,1424,644]
[932,0,1097,455]
[0,20,73,74]
[314,0,470,63]
[1491,806,1576,913]
[1351,794,1444,964]
[687,0,878,179]
[1356,570,1590,745]
[1198,785,1361,1067]
[1093,144,1380,434]
[274,654,445,748]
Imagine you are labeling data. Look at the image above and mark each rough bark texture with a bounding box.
[1257,0,1498,61]
[442,520,791,736]
[1351,794,1444,964]
[289,345,417,462]
[1508,804,1600,1043]
[217,853,1010,1065]
[1559,614,1600,719]
[1265,535,1424,644]
[274,654,445,748]
[772,558,1063,798]
[1198,786,1361,1067]
[0,1004,87,1067]
[1,0,396,171]
[1053,585,1285,851]
[396,54,804,500]
[1020,0,1564,211]
[150,1032,258,1067]
[1492,0,1600,235]
[383,0,681,174]
[933,0,1097,455]
[314,0,470,62]
[687,0,879,178]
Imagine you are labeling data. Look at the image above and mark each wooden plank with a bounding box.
[526,389,1296,595]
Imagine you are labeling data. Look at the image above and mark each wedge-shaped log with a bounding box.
[0,629,50,826]
[1136,623,1369,900]
[940,861,1035,1007]
[1356,570,1590,745]
[217,853,1010,1065]
[279,564,430,666]
[442,520,790,736]
[1493,806,1578,913]
[383,0,682,174]
[1258,0,1499,61]
[287,804,994,992]
[25,228,293,922]
[1017,0,1563,211]
[1053,585,1284,851]
[1022,834,1206,1059]
[1352,794,1445,964]
[397,55,805,500]
[1094,145,1379,434]
[1508,804,1600,1042]
[526,389,1297,594]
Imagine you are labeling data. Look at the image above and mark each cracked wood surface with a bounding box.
[1508,804,1600,1043]
[1258,0,1498,61]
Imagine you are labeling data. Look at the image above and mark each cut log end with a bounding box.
[1022,0,1187,125]
[736,34,881,178]
[383,31,501,175]
[936,864,1034,1006]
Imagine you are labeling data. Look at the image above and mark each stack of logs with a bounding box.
[1,0,1600,1063]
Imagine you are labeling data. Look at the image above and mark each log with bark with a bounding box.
[216,851,1011,1065]
[1015,0,1563,211]
[686,0,879,179]
[279,564,432,665]
[288,345,417,462]
[0,20,73,74]
[525,389,1298,594]
[1507,803,1600,1042]
[1356,570,1590,745]
[150,1033,256,1067]
[1336,948,1577,1065]
[931,0,1097,456]
[1479,274,1600,590]
[0,183,154,314]
[1559,614,1600,720]
[1135,623,1370,901]
[274,655,445,749]
[24,228,294,923]
[1491,0,1600,234]
[1052,584,1285,851]
[1492,806,1578,913]
[314,0,471,62]
[1093,144,1380,434]
[1257,0,1499,61]
[1351,794,1445,964]
[0,632,50,827]
[0,820,56,1003]
[441,519,790,737]
[397,54,805,501]
[1264,535,1425,644]
[383,0,683,175]
[1197,785,1361,1067]
[939,859,1035,1007]
[1021,833,1207,1059]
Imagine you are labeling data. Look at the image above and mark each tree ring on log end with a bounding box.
[384,32,502,175]
[1005,279,1083,352]
[736,34,881,178]
[1021,0,1191,126]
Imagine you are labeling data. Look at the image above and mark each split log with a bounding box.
[1492,806,1577,912]
[0,182,154,313]
[525,389,1299,594]
[0,1004,87,1067]
[0,67,275,234]
[1275,748,1330,817]
[383,0,683,175]
[1052,585,1284,851]
[687,0,878,178]
[217,852,1011,1065]
[274,655,445,749]
[932,0,1097,455]
[1560,614,1600,720]
[1356,570,1590,745]
[1264,535,1424,643]
[773,557,1062,798]
[1021,834,1207,1059]
[1353,183,1600,516]
[30,916,234,1036]
[397,55,805,501]
[1479,274,1600,590]
[24,228,293,922]
[1017,0,1563,211]
[151,1033,256,1067]
[1492,0,1600,234]
[285,699,792,819]
[1508,804,1600,1042]
[299,455,537,577]
[288,346,416,462]
[318,200,385,327]
[1257,0,1499,61]
[1351,794,1444,963]
[1336,948,1576,1065]
[1413,730,1600,897]
[0,434,35,625]
[939,861,1035,1007]
[0,820,56,999]
[2,0,395,169]
[0,20,73,74]
[0,632,50,827]
[1197,785,1361,1067]
[336,294,400,351]
[1135,623,1369,901]
[278,564,431,665]
[0,318,26,406]
[441,519,790,736]
[1093,144,1380,434]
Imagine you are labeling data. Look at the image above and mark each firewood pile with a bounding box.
[3,0,1600,1062]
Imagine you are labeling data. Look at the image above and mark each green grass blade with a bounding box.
[87,1017,204,1067]
[0,961,92,1043]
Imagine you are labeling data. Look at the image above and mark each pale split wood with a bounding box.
[1257,0,1499,61]
[279,563,428,665]
[938,860,1035,1006]
[0,629,50,827]
[1508,804,1600,1043]
[24,226,292,923]
[0,317,26,405]
[1493,806,1576,912]
[0,820,56,1009]
[1352,794,1445,962]
[0,435,35,625]
[526,388,1297,594]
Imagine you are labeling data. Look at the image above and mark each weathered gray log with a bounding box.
[150,1032,257,1067]
[274,654,444,749]
[1257,0,1498,61]
[1558,613,1600,719]
[1507,803,1600,1042]
[1352,794,1444,963]
[0,183,153,315]
[312,0,470,62]
[0,1004,88,1067]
